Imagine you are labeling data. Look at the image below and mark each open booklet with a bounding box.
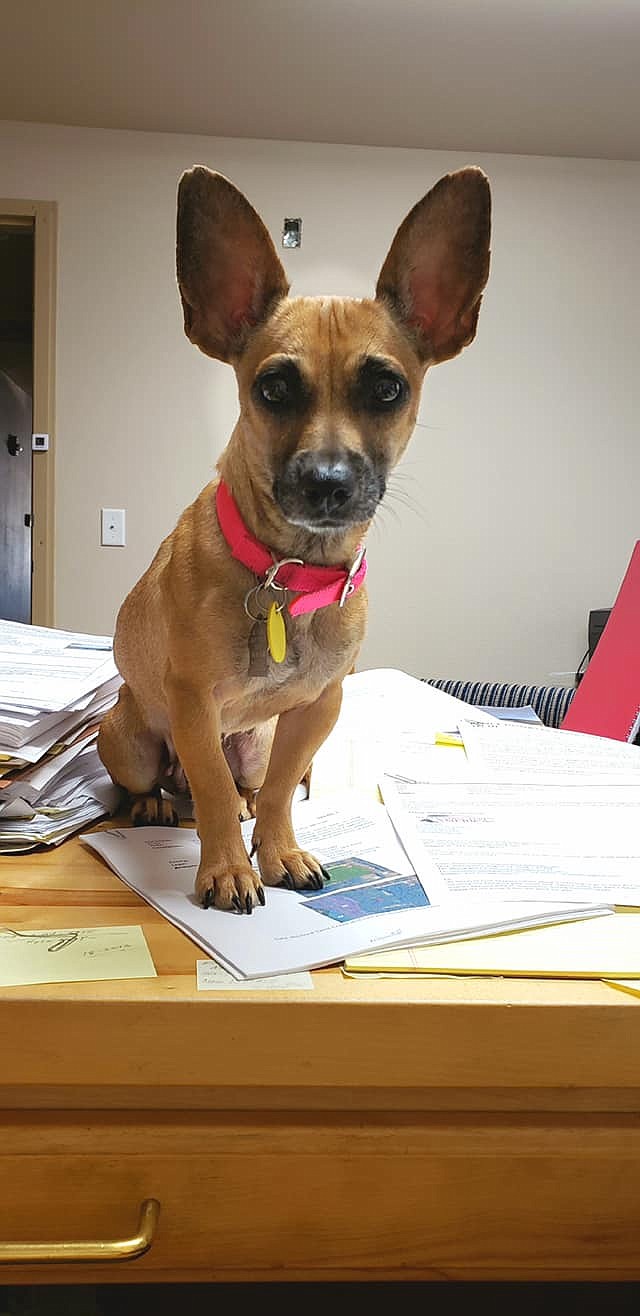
[82,796,611,980]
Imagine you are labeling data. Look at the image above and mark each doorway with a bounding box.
[0,199,56,627]
[0,218,34,622]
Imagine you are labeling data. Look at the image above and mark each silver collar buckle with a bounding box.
[339,545,366,608]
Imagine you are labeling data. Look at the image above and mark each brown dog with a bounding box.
[97,165,491,912]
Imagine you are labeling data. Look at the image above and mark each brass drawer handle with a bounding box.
[0,1197,160,1265]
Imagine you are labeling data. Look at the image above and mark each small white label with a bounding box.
[32,433,49,451]
[197,960,314,991]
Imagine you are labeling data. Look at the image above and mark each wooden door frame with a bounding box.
[0,199,56,626]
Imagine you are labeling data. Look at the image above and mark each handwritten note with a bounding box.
[197,960,313,991]
[0,925,156,986]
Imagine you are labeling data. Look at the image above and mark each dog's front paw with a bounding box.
[255,840,330,892]
[196,858,265,914]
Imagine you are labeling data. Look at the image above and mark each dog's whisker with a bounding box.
[373,505,401,533]
[386,471,425,495]
[382,486,429,523]
[386,494,428,521]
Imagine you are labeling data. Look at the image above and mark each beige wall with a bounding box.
[1,119,639,685]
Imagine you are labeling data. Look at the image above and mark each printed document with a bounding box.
[458,717,640,784]
[382,763,640,907]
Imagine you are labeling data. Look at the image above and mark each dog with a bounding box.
[97,164,491,912]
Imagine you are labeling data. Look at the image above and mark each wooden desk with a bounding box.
[2,821,640,1284]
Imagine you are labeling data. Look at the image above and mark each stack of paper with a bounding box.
[80,671,615,980]
[0,619,122,851]
[83,797,611,979]
[343,913,638,979]
[380,716,640,910]
[341,704,640,984]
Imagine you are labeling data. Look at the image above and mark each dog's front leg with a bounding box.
[252,679,343,891]
[165,670,264,912]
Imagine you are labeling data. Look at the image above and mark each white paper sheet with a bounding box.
[309,668,496,800]
[382,769,640,906]
[0,620,112,654]
[0,653,118,713]
[0,619,118,714]
[458,717,640,783]
[197,961,314,991]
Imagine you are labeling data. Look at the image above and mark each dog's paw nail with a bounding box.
[231,894,242,913]
[245,893,254,915]
[202,889,213,909]
[321,866,331,883]
[257,886,266,906]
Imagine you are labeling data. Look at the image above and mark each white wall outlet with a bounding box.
[101,508,126,547]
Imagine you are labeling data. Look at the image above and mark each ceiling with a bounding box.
[1,0,639,162]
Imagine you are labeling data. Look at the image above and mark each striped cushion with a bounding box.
[426,678,575,729]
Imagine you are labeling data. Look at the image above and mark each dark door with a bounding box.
[0,222,34,623]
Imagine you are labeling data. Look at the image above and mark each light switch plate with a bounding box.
[101,508,126,547]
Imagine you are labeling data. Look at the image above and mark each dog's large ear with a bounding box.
[376,167,491,365]
[177,167,290,362]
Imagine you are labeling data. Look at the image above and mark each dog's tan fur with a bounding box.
[97,165,491,912]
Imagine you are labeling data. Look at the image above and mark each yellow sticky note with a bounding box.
[0,925,157,987]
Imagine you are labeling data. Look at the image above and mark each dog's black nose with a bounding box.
[275,448,383,529]
[297,456,356,518]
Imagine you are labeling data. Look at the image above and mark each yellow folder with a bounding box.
[343,912,640,979]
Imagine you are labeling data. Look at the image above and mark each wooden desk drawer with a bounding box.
[2,1111,640,1283]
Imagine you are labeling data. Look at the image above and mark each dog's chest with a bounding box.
[218,611,355,734]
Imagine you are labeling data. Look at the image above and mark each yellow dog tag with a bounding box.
[266,601,287,663]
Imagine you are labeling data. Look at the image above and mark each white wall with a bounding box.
[1,120,639,686]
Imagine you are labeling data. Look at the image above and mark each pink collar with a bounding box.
[215,480,367,618]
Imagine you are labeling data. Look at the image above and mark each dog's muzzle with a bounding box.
[274,450,385,530]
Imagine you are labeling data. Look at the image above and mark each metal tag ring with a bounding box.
[263,556,304,592]
[244,586,267,623]
[244,584,287,622]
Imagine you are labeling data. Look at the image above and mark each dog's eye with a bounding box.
[372,376,402,404]
[253,361,310,415]
[353,358,409,414]
[259,374,289,405]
